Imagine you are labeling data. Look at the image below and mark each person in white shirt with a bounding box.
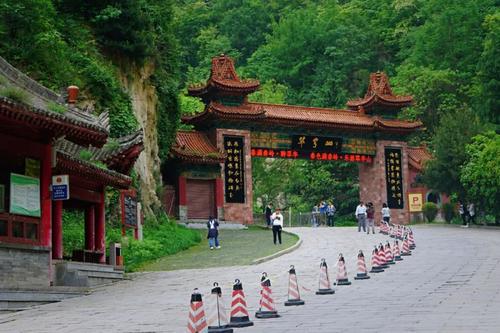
[355,202,367,232]
[467,202,475,226]
[270,208,284,244]
[381,203,391,224]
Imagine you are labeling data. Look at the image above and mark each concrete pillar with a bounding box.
[85,205,95,251]
[215,177,224,220]
[178,176,187,221]
[94,191,106,263]
[52,200,63,259]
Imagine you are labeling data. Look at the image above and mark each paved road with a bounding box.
[1,225,500,333]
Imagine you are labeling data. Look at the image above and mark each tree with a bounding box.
[460,131,500,221]
[474,11,500,124]
[423,108,484,197]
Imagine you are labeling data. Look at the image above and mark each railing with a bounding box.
[253,211,334,227]
[0,212,40,244]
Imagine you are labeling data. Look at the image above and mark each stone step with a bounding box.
[54,261,124,287]
[60,261,116,273]
[0,287,89,311]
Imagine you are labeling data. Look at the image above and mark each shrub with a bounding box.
[47,101,67,114]
[422,202,439,222]
[441,202,455,223]
[0,87,30,104]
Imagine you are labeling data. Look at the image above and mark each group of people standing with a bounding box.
[311,200,336,227]
[355,202,391,234]
[458,201,475,227]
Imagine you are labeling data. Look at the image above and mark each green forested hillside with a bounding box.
[0,0,180,157]
[174,0,499,218]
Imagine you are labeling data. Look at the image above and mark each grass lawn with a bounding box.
[140,226,298,271]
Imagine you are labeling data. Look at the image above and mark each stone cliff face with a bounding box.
[118,63,162,217]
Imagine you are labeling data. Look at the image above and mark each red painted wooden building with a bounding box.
[0,56,143,289]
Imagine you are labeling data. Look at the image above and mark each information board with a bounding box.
[52,175,70,200]
[122,194,138,227]
[224,136,245,203]
[385,148,404,209]
[10,173,41,217]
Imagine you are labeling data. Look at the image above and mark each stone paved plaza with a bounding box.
[1,225,500,333]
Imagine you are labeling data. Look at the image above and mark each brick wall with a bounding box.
[216,129,253,224]
[359,140,410,224]
[0,243,50,289]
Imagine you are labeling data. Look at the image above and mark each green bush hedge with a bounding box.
[423,202,439,222]
[62,210,201,271]
[441,202,455,223]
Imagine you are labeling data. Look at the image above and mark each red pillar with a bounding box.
[178,176,187,205]
[52,201,63,259]
[40,143,52,247]
[94,190,106,263]
[85,205,95,251]
[215,177,223,208]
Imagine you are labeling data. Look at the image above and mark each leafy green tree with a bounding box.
[423,108,484,197]
[460,131,500,221]
[474,11,500,124]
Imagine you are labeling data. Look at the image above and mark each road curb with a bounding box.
[251,229,302,265]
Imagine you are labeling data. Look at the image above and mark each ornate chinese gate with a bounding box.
[170,55,423,224]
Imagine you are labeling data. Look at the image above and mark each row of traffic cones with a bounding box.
[188,228,417,332]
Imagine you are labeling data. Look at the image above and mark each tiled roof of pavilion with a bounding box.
[55,130,144,174]
[188,54,260,99]
[407,146,432,171]
[0,56,109,146]
[55,152,131,189]
[346,72,413,110]
[170,130,225,164]
[183,101,423,133]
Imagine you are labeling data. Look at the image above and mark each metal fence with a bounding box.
[253,211,331,227]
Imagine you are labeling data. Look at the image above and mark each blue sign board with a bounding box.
[52,185,69,200]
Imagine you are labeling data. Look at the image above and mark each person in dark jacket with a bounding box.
[207,216,220,249]
[265,203,273,228]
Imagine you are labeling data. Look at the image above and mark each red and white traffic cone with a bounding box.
[228,279,253,328]
[409,229,416,249]
[316,258,335,294]
[206,283,233,333]
[378,244,389,269]
[336,253,351,285]
[379,221,386,234]
[255,272,280,319]
[393,240,403,261]
[397,225,403,240]
[370,247,384,273]
[284,265,305,306]
[385,242,395,265]
[354,250,370,280]
[187,288,208,333]
[401,236,412,256]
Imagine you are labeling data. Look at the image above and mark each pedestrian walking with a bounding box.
[265,203,273,228]
[311,204,320,227]
[326,202,336,227]
[459,201,468,227]
[467,202,475,225]
[366,202,375,234]
[355,202,367,232]
[381,203,391,224]
[271,208,284,244]
[207,216,220,249]
[319,200,328,226]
